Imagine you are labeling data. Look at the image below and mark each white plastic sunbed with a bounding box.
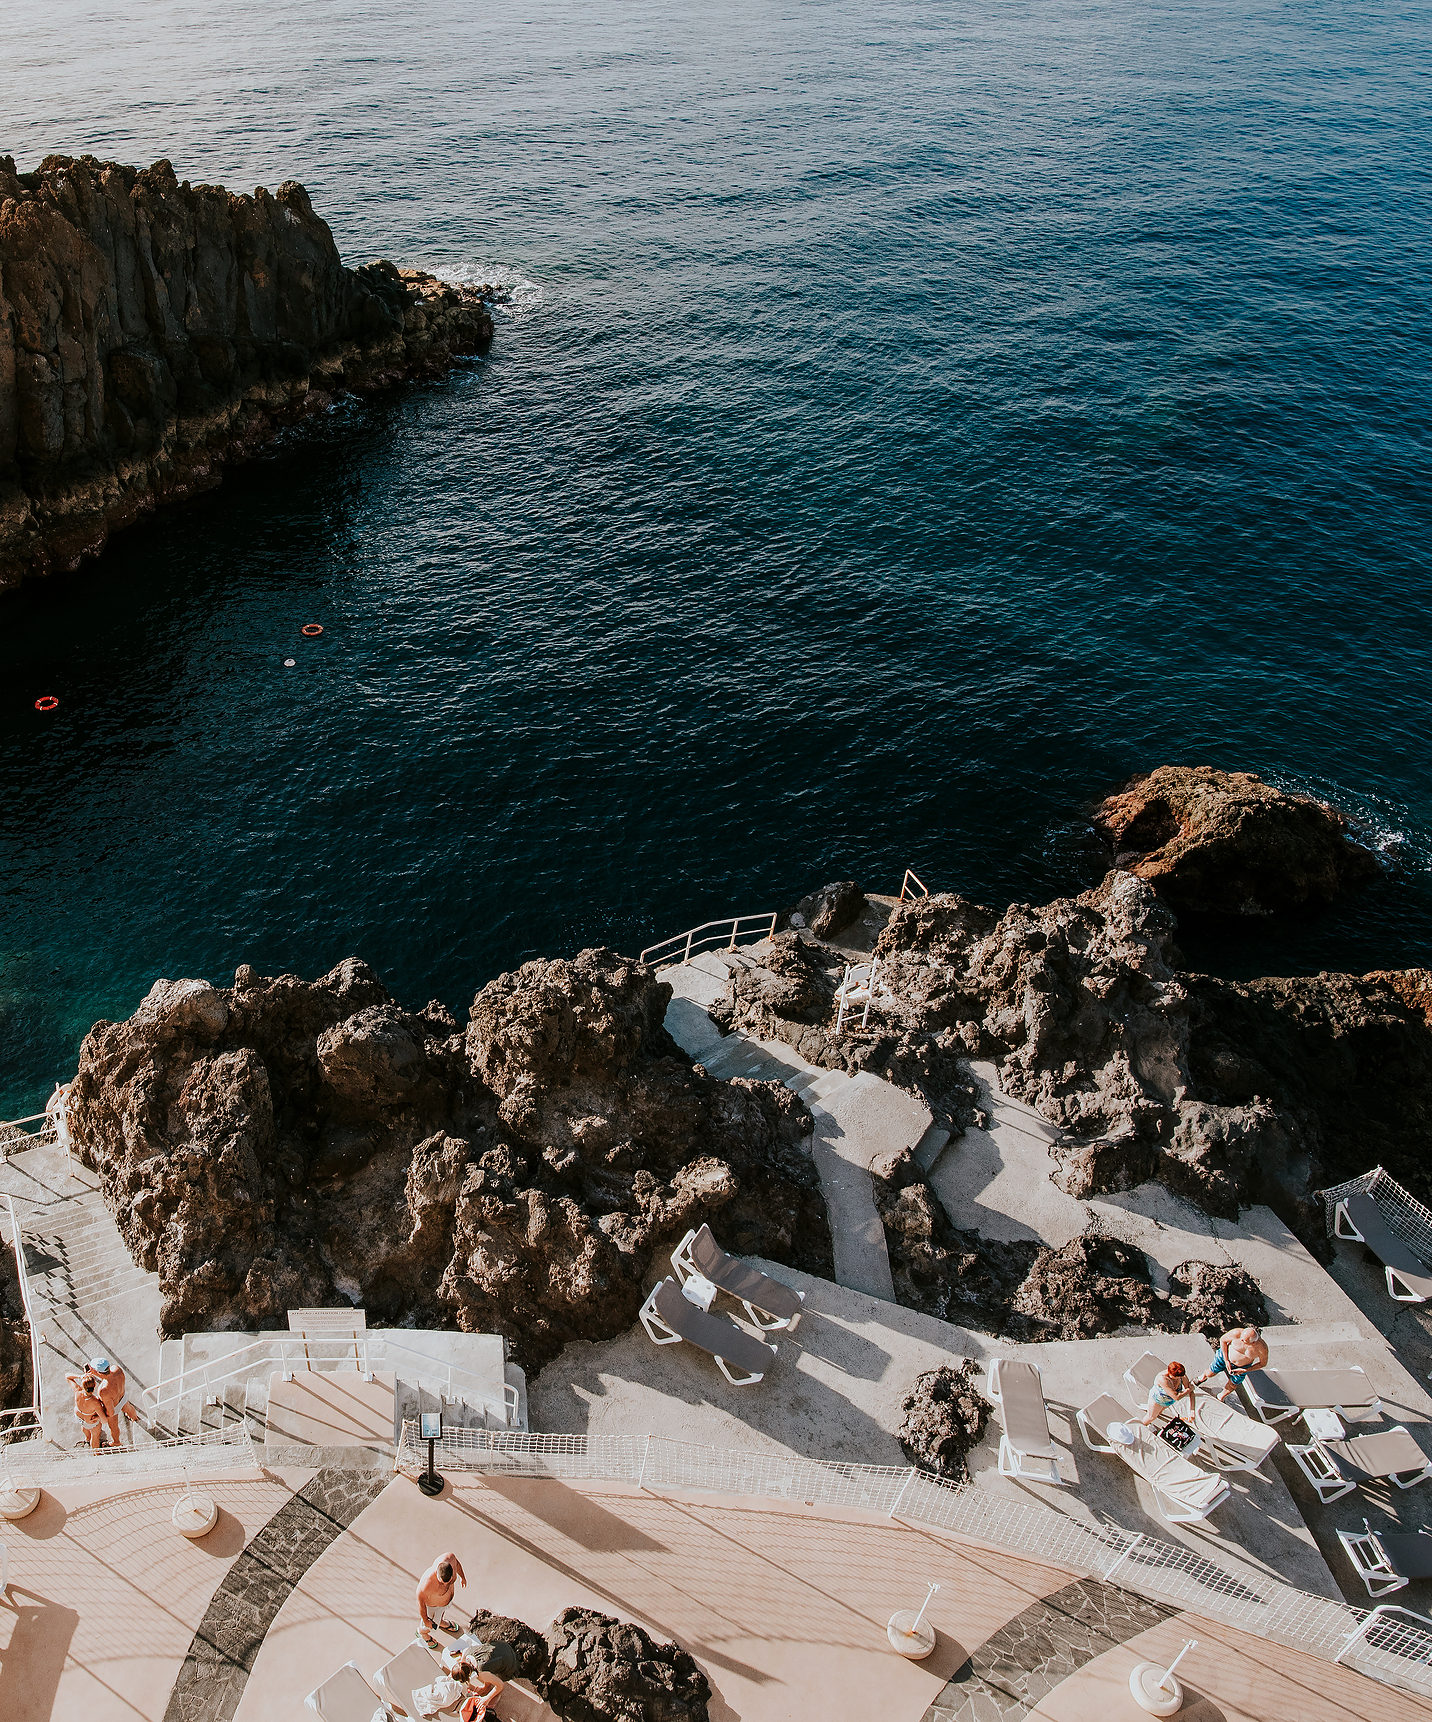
[1337,1520,1432,1598]
[1078,1393,1230,1523]
[640,1277,778,1385]
[671,1223,806,1330]
[1122,1351,1280,1474]
[986,1357,1062,1485]
[1335,1193,1432,1303]
[305,1660,385,1720]
[1289,1427,1432,1504]
[373,1641,441,1717]
[1242,1366,1383,1426]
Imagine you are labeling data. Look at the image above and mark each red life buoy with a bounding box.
[302,624,324,637]
[35,696,59,711]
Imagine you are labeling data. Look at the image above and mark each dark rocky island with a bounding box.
[0,153,494,592]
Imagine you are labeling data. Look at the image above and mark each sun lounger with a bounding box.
[1122,1351,1280,1473]
[1077,1393,1230,1523]
[374,1641,442,1717]
[671,1224,806,1330]
[1242,1366,1383,1426]
[1337,1519,1432,1598]
[1289,1427,1432,1503]
[986,1357,1062,1485]
[640,1277,777,1385]
[1335,1193,1432,1303]
[305,1660,383,1721]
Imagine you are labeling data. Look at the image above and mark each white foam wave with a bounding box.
[403,254,546,318]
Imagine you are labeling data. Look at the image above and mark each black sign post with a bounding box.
[419,1409,444,1497]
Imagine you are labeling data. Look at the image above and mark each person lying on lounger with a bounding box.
[416,1550,467,1646]
[1194,1326,1268,1401]
[1137,1359,1195,1426]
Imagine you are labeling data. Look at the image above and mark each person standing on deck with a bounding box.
[417,1550,468,1646]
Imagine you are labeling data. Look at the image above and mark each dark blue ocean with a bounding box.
[2,0,1430,1119]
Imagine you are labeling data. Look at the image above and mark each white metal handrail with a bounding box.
[391,1426,1432,1702]
[143,1332,518,1427]
[640,913,778,968]
[1,1194,43,1434]
[898,868,929,902]
[0,1422,254,1486]
[0,1112,58,1159]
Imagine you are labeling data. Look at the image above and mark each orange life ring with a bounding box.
[301,624,324,637]
[35,696,58,711]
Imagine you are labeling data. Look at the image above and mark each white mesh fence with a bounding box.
[0,1423,255,1490]
[1321,1166,1432,1267]
[396,1423,1432,1698]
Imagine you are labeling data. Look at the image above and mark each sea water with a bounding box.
[2,0,1429,1117]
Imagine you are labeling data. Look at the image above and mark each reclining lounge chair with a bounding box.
[305,1661,382,1721]
[1122,1351,1280,1474]
[1337,1520,1432,1598]
[1334,1193,1432,1304]
[1078,1393,1231,1523]
[1242,1366,1382,1426]
[986,1357,1062,1485]
[671,1224,806,1330]
[374,1641,442,1717]
[641,1277,778,1385]
[1289,1426,1432,1504]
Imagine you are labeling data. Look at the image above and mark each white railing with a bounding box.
[0,1422,254,1487]
[1320,1167,1432,1268]
[143,1332,518,1428]
[391,1427,1432,1702]
[0,1112,58,1159]
[1,1194,42,1438]
[640,913,778,968]
[898,868,929,903]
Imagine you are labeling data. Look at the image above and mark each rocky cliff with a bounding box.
[0,153,494,591]
[66,949,829,1368]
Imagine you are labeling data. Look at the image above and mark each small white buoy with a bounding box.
[173,1468,218,1538]
[887,1580,940,1659]
[1129,1639,1197,1715]
[284,658,296,667]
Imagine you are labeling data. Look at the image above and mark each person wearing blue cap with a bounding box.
[88,1356,147,1443]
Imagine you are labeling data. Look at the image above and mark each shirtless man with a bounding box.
[89,1357,146,1444]
[416,1550,467,1646]
[66,1372,111,1449]
[1193,1325,1269,1402]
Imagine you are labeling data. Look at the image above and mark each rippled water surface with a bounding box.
[2,0,1430,1116]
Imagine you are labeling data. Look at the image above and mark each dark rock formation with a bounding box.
[0,1238,32,1434]
[464,1608,551,1686]
[1167,1259,1269,1340]
[66,948,830,1368]
[1092,766,1379,916]
[787,879,866,939]
[898,1361,992,1481]
[543,1607,711,1722]
[1009,1236,1161,1338]
[0,153,496,591]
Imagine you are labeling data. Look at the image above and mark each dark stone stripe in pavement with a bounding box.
[164,1466,392,1722]
[922,1576,1175,1722]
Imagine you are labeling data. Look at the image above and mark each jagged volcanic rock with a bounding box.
[1167,1259,1269,1340]
[542,1608,711,1722]
[66,948,830,1367]
[898,1360,992,1481]
[0,153,495,590]
[464,1608,551,1685]
[787,879,866,939]
[1091,765,1379,916]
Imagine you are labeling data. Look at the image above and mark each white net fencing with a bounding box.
[1321,1166,1432,1267]
[0,1423,255,1490]
[395,1423,1432,1699]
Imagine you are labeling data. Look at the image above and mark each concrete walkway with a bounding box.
[661,951,934,1301]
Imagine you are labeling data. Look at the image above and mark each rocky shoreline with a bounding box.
[0,154,494,592]
[46,765,1430,1370]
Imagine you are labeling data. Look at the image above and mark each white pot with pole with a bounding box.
[1129,1639,1197,1715]
[172,1464,219,1538]
[887,1581,940,1658]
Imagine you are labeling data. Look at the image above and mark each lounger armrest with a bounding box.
[1334,1200,1365,1242]
[1076,1407,1117,1453]
[670,1228,700,1283]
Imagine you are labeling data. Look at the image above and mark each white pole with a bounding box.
[903,1581,940,1638]
[862,956,879,1029]
[182,1466,194,1510]
[638,1432,652,1491]
[1158,1640,1198,1694]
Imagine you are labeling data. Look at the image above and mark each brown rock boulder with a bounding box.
[1092,766,1378,916]
[788,879,866,939]
[898,1360,992,1481]
[542,1607,711,1721]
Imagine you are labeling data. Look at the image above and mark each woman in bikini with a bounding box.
[1137,1359,1196,1427]
[66,1372,111,1449]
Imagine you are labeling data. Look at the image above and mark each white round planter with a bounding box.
[0,1483,41,1521]
[173,1490,219,1538]
[887,1609,937,1659]
[1129,1660,1183,1715]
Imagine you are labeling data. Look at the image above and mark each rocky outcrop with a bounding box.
[898,1361,992,1481]
[787,879,865,939]
[464,1608,552,1686]
[0,1240,32,1434]
[543,1608,711,1722]
[0,153,496,591]
[1092,766,1379,916]
[66,948,830,1368]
